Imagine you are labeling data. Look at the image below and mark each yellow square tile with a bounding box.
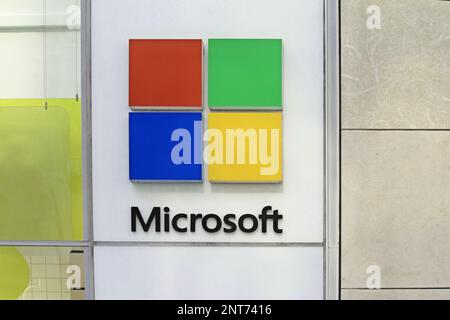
[207,113,282,183]
[31,278,46,291]
[31,265,46,278]
[46,278,61,292]
[46,265,61,278]
[62,293,71,300]
[32,292,47,300]
[47,292,62,300]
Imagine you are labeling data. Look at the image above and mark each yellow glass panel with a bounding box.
[0,99,82,240]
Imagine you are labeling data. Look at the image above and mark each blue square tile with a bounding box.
[129,112,203,182]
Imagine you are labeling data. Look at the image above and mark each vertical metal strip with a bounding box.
[81,0,95,300]
[325,0,341,300]
[43,0,48,109]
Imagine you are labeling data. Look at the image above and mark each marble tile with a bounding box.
[342,0,450,129]
[342,131,450,288]
[342,289,450,300]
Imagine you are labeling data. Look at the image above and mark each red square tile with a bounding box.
[129,39,203,109]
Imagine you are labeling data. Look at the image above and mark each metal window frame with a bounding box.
[81,0,94,300]
[324,0,341,300]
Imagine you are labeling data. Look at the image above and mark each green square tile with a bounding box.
[208,39,282,109]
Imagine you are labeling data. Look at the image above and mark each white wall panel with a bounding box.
[94,246,323,300]
[91,0,324,243]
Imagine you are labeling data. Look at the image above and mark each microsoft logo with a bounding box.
[128,39,283,183]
